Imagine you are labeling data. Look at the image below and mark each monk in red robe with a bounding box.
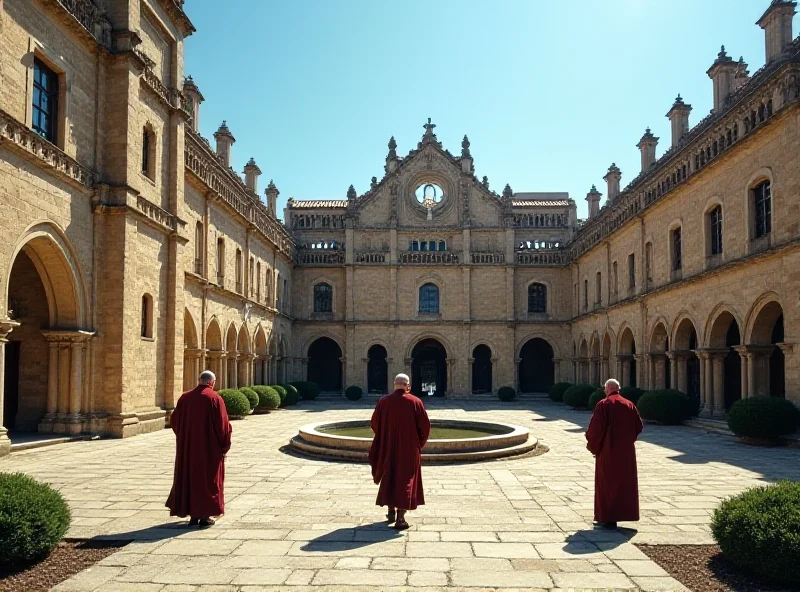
[586,378,643,529]
[166,370,232,528]
[369,373,431,530]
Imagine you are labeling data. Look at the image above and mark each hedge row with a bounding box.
[216,382,319,417]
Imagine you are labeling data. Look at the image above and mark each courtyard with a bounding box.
[3,398,800,591]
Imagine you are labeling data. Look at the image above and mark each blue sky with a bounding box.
[184,1,793,220]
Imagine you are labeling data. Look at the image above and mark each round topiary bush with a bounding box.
[636,389,691,425]
[281,384,300,407]
[219,389,250,418]
[711,481,800,586]
[620,386,645,404]
[252,385,281,411]
[588,388,605,411]
[727,397,799,443]
[271,385,287,406]
[563,384,595,409]
[238,387,259,414]
[345,385,363,401]
[0,472,71,566]
[548,382,572,403]
[290,381,321,401]
[497,386,516,402]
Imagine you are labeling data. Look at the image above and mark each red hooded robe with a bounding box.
[166,385,232,518]
[369,389,431,510]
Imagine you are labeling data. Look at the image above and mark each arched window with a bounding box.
[216,238,225,286]
[314,283,333,313]
[527,283,546,313]
[709,206,723,255]
[419,283,439,314]
[235,248,243,293]
[141,294,153,338]
[194,222,203,275]
[753,180,771,239]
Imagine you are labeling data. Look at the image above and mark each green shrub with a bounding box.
[620,386,645,404]
[281,384,300,407]
[271,385,287,405]
[345,385,363,401]
[238,387,259,413]
[727,397,799,441]
[548,382,572,402]
[219,389,250,417]
[0,473,71,566]
[637,389,691,425]
[712,481,800,585]
[563,384,595,409]
[497,386,516,402]
[253,385,281,410]
[290,381,321,401]
[588,388,605,411]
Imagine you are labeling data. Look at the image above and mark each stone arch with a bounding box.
[183,310,200,390]
[744,293,782,345]
[515,332,562,360]
[471,343,493,394]
[184,309,199,349]
[518,337,555,393]
[672,314,701,397]
[206,318,223,351]
[743,294,785,398]
[671,312,700,350]
[302,332,346,359]
[253,324,269,385]
[406,332,454,360]
[578,337,589,358]
[237,324,251,354]
[649,320,669,353]
[307,336,343,392]
[363,339,391,359]
[254,324,268,356]
[649,320,670,389]
[617,325,637,388]
[705,304,743,348]
[706,306,743,411]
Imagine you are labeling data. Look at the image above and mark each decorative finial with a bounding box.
[371,176,378,189]
[591,184,598,192]
[387,136,397,160]
[419,118,442,148]
[461,135,471,158]
[267,179,278,193]
[502,183,513,199]
[482,175,489,189]
[246,157,256,166]
[346,184,357,200]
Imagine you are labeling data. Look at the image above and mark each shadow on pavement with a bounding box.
[300,522,403,551]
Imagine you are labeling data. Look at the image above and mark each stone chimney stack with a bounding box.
[666,95,692,148]
[460,135,473,173]
[385,136,398,173]
[636,128,659,173]
[243,157,261,193]
[586,185,602,219]
[183,76,204,133]
[603,163,622,201]
[265,179,279,217]
[214,121,235,168]
[707,46,739,113]
[757,0,797,63]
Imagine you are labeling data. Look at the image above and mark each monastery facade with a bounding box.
[0,0,798,455]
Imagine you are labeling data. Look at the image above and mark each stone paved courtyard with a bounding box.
[3,399,800,592]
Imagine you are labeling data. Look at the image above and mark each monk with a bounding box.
[586,378,643,529]
[369,373,431,530]
[166,370,232,528]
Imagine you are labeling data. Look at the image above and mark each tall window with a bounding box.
[32,58,58,143]
[142,128,150,176]
[645,242,653,282]
[612,261,618,298]
[595,272,602,304]
[314,283,333,313]
[419,283,440,314]
[141,125,156,180]
[275,271,280,309]
[527,283,546,313]
[709,206,723,255]
[628,253,635,289]
[282,279,288,312]
[256,262,261,301]
[235,249,243,293]
[141,294,153,338]
[583,279,588,309]
[249,256,255,296]
[265,269,272,304]
[216,238,225,286]
[672,227,682,271]
[753,180,771,239]
[194,222,203,275]
[438,240,447,251]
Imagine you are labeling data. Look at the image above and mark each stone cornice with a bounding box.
[153,0,196,38]
[135,195,182,233]
[42,0,113,50]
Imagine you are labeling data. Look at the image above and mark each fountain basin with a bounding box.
[289,419,537,463]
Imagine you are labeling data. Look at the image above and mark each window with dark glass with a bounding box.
[429,240,436,251]
[141,294,153,338]
[314,283,332,313]
[672,228,682,271]
[419,283,439,314]
[527,283,546,313]
[583,279,588,308]
[142,129,150,176]
[709,207,723,255]
[411,241,419,251]
[438,240,446,251]
[628,253,635,288]
[32,58,58,143]
[754,181,771,239]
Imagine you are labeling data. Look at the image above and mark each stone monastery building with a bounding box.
[0,0,798,455]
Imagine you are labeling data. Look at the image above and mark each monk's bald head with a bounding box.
[394,373,410,390]
[199,370,216,386]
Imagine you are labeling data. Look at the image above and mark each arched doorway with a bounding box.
[307,337,342,392]
[673,318,700,398]
[518,338,554,393]
[471,344,492,394]
[411,339,447,397]
[367,345,388,394]
[254,327,268,385]
[748,300,785,398]
[619,328,636,388]
[709,311,741,411]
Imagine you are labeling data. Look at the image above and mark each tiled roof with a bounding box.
[288,200,348,209]
[512,199,571,207]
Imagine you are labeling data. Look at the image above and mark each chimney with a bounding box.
[707,46,739,112]
[214,121,235,167]
[636,128,659,172]
[666,95,692,148]
[183,76,204,133]
[757,0,797,63]
[385,136,398,173]
[603,163,622,201]
[265,179,279,217]
[243,157,261,192]
[586,185,602,219]
[460,135,473,173]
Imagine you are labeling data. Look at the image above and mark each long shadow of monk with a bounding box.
[565,527,638,551]
[300,522,403,552]
[90,522,194,543]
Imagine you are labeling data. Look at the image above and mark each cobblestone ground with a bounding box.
[3,399,799,591]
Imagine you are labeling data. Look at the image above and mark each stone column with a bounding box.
[516,358,523,391]
[490,357,498,392]
[446,358,456,397]
[0,319,21,457]
[552,358,562,384]
[467,357,474,393]
[57,344,70,416]
[404,357,412,378]
[712,353,725,417]
[695,350,709,415]
[340,357,347,393]
[68,341,83,417]
[675,353,687,394]
[667,352,679,391]
[654,353,667,390]
[44,341,59,427]
[733,346,749,400]
[617,355,630,388]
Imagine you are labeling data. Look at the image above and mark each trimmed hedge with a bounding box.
[345,385,363,401]
[588,388,605,411]
[712,481,800,585]
[219,389,251,417]
[497,386,516,402]
[563,384,595,409]
[637,389,691,425]
[290,381,321,401]
[0,473,71,566]
[271,385,287,406]
[548,382,572,403]
[280,384,300,407]
[727,397,799,441]
[253,385,281,410]
[238,387,259,413]
[620,386,646,404]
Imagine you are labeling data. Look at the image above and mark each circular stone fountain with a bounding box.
[289,419,537,463]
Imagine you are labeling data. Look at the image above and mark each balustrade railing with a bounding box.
[297,250,345,265]
[515,250,567,266]
[399,251,460,265]
[471,252,505,264]
[355,251,388,264]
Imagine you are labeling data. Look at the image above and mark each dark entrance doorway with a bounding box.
[724,322,742,410]
[411,339,447,397]
[518,338,554,393]
[471,344,492,394]
[367,344,388,394]
[307,337,342,392]
[3,342,20,430]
